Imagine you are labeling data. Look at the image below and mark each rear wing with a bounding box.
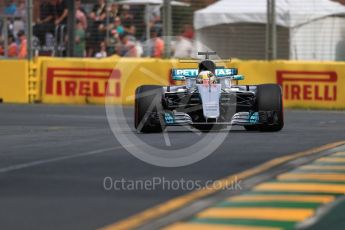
[171,68,244,81]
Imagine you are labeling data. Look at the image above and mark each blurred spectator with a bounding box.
[120,5,136,36]
[14,0,26,18]
[2,1,16,38]
[0,39,4,56]
[12,0,26,37]
[88,0,107,57]
[34,0,54,46]
[4,0,17,16]
[146,5,161,28]
[53,0,68,27]
[0,0,196,59]
[8,34,18,57]
[117,34,137,57]
[17,30,27,58]
[135,41,143,58]
[106,16,124,55]
[104,2,120,54]
[109,16,124,37]
[95,41,107,58]
[53,0,68,55]
[99,3,120,54]
[75,0,87,30]
[146,28,164,58]
[52,0,68,52]
[0,20,3,37]
[89,0,106,22]
[74,19,86,57]
[108,3,120,23]
[173,25,194,58]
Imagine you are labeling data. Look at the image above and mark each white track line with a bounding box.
[0,146,127,173]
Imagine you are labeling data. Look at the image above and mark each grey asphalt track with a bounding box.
[0,104,344,230]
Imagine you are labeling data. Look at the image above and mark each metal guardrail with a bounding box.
[54,25,66,57]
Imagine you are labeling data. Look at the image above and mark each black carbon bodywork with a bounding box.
[162,89,256,123]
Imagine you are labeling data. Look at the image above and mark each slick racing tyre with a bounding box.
[134,85,165,133]
[256,84,284,132]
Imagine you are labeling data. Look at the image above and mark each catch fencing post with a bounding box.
[3,16,8,58]
[67,0,76,57]
[266,0,277,60]
[163,0,172,58]
[106,0,111,49]
[26,0,33,60]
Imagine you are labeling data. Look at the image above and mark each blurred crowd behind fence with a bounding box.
[1,0,345,61]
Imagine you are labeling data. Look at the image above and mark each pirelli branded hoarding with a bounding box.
[235,61,345,109]
[39,58,345,109]
[40,58,171,104]
[277,71,337,104]
[43,66,121,104]
[45,68,121,99]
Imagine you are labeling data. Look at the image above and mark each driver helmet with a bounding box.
[196,71,217,84]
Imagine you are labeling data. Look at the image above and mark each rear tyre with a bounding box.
[256,84,284,132]
[134,85,165,133]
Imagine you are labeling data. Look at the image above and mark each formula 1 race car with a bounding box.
[135,52,284,133]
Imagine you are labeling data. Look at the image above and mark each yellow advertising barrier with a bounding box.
[40,57,174,105]
[0,60,28,103]
[232,61,345,109]
[39,57,202,105]
[38,57,345,109]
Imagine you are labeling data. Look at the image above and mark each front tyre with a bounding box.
[256,84,284,132]
[134,85,165,133]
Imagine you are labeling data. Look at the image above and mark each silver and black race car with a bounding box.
[135,52,284,133]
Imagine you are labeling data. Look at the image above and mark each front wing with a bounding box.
[153,111,279,127]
